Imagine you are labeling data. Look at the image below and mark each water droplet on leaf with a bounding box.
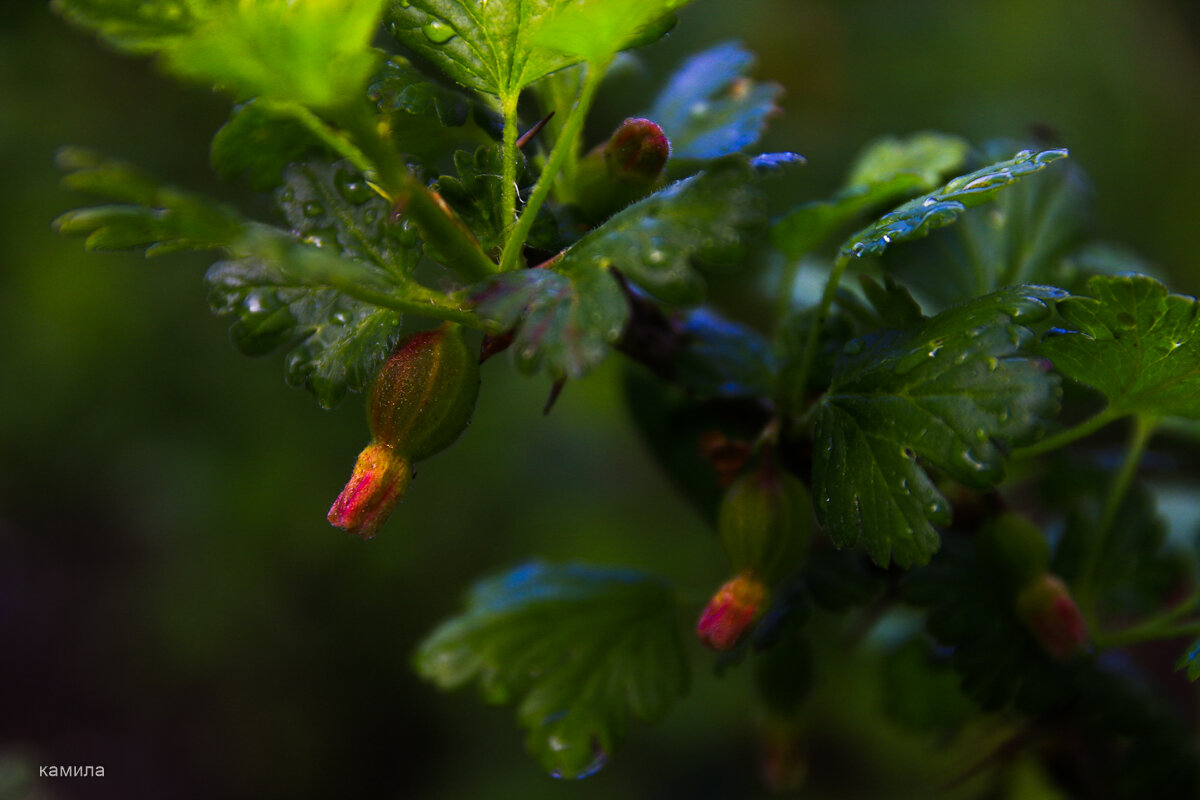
[422,19,456,43]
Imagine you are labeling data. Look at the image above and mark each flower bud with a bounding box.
[327,442,412,539]
[697,572,768,651]
[760,716,807,793]
[976,512,1050,591]
[719,461,813,583]
[603,118,670,182]
[573,118,670,221]
[1016,573,1090,662]
[328,323,479,538]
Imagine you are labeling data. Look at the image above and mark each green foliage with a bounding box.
[772,132,969,259]
[839,147,1069,261]
[1037,275,1200,420]
[53,148,245,255]
[882,141,1092,309]
[50,0,1200,788]
[415,562,688,778]
[648,41,783,161]
[557,155,779,307]
[813,286,1063,567]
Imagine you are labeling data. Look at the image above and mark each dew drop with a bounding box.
[331,310,350,325]
[422,19,456,43]
[302,201,324,218]
[335,167,374,205]
[842,339,865,356]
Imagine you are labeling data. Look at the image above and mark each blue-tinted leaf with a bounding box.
[648,41,782,161]
[415,562,688,779]
[840,148,1069,261]
[813,286,1064,567]
[674,308,778,397]
[771,132,968,260]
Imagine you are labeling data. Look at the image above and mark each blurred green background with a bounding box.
[2,1,1199,798]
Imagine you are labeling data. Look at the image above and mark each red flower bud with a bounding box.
[1016,574,1090,662]
[604,118,670,183]
[697,573,768,651]
[327,442,412,539]
[329,323,479,537]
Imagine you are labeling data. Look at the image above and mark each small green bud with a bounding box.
[328,323,480,538]
[368,322,480,462]
[573,117,670,222]
[718,461,813,583]
[976,512,1051,590]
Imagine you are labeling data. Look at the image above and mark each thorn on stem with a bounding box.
[516,112,555,150]
[543,378,566,415]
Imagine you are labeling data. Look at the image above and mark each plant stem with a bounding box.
[498,61,607,273]
[333,100,497,284]
[500,94,520,249]
[269,101,377,177]
[1095,588,1200,648]
[784,254,852,416]
[1011,406,1124,460]
[1077,414,1157,617]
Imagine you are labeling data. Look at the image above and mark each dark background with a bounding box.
[2,1,1199,797]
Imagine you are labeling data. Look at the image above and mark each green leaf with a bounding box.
[529,0,687,67]
[207,257,401,408]
[211,100,331,191]
[882,140,1092,310]
[813,286,1064,567]
[53,147,245,255]
[468,264,628,379]
[51,0,196,53]
[275,160,419,277]
[415,561,688,778]
[558,155,775,307]
[771,132,969,260]
[370,56,499,161]
[386,0,683,99]
[646,41,781,160]
[838,147,1069,261]
[202,160,419,407]
[164,0,387,108]
[1036,275,1200,420]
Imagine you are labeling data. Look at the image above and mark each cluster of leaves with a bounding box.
[53,0,1200,792]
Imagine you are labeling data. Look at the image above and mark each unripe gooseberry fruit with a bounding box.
[328,323,480,538]
[718,461,813,584]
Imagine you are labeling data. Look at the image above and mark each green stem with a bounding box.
[321,277,482,328]
[268,101,376,176]
[1077,415,1157,617]
[332,100,497,283]
[785,254,852,415]
[500,94,520,249]
[1095,587,1200,648]
[498,61,607,273]
[1011,406,1124,460]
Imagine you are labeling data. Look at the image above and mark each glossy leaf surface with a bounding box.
[415,562,688,778]
[813,286,1064,567]
[1037,275,1200,420]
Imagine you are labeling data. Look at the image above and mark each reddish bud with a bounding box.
[1016,574,1090,662]
[327,442,413,538]
[697,573,768,651]
[329,324,479,538]
[603,118,670,182]
[760,717,807,793]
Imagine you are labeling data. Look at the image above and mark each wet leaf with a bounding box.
[386,0,683,101]
[674,308,778,398]
[468,264,627,379]
[839,147,1069,261]
[883,140,1093,310]
[772,132,968,259]
[51,0,196,53]
[647,41,781,160]
[813,286,1064,567]
[211,100,331,192]
[1036,275,1200,420]
[415,562,688,779]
